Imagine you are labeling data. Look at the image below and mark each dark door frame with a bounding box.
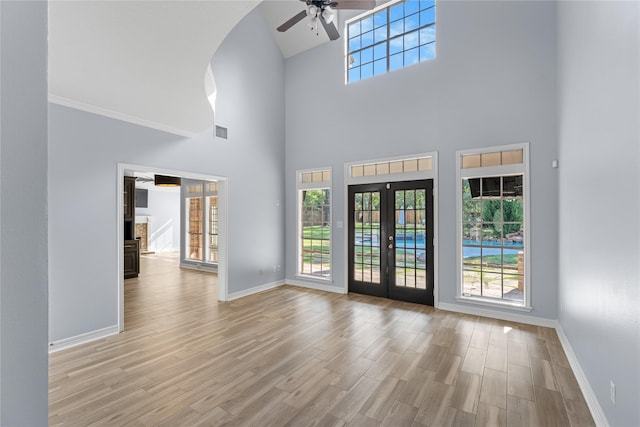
[347,179,435,305]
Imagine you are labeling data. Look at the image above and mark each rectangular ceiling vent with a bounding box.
[215,125,228,140]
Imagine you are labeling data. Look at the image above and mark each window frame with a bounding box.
[296,168,333,281]
[181,179,218,269]
[345,0,436,84]
[455,143,532,311]
[205,192,219,264]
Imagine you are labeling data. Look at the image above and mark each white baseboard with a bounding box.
[437,302,557,328]
[180,262,218,273]
[49,325,119,353]
[286,278,347,294]
[555,323,609,427]
[439,301,608,426]
[227,280,285,301]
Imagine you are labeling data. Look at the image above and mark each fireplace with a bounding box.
[135,216,151,254]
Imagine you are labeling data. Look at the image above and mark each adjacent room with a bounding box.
[0,0,637,426]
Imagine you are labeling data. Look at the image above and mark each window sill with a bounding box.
[456,296,532,312]
[295,275,332,284]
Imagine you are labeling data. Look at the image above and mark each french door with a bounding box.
[348,180,434,305]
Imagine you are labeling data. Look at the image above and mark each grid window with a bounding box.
[183,179,218,267]
[350,155,433,178]
[207,196,218,263]
[298,169,332,280]
[457,145,529,308]
[347,0,436,83]
[186,197,203,261]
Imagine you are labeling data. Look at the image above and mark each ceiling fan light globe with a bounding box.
[306,5,318,17]
[322,7,335,24]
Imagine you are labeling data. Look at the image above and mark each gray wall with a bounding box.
[557,1,640,425]
[0,1,49,424]
[135,187,181,253]
[48,7,285,342]
[285,1,559,319]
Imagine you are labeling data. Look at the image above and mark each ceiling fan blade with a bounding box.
[333,0,376,10]
[321,17,340,41]
[277,10,308,32]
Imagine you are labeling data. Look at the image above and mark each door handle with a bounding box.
[388,243,394,249]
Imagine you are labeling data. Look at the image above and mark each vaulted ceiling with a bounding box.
[48,0,261,137]
[48,0,376,137]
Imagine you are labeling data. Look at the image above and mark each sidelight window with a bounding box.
[456,144,530,309]
[297,169,332,280]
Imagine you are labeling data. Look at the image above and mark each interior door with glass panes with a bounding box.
[348,180,434,305]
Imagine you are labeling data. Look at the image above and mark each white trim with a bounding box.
[343,152,439,304]
[345,152,437,185]
[433,161,439,308]
[455,296,532,312]
[296,167,333,281]
[456,142,528,157]
[348,171,435,186]
[459,164,524,179]
[48,325,119,353]
[217,179,228,302]
[49,94,197,138]
[295,274,333,284]
[117,163,229,330]
[438,302,555,328]
[555,324,610,427]
[227,280,285,301]
[343,172,350,294]
[455,142,531,310]
[179,262,218,273]
[344,0,403,26]
[287,278,347,294]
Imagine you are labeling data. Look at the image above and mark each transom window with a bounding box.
[346,0,436,83]
[456,144,530,310]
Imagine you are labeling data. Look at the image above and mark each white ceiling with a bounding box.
[48,0,261,137]
[47,0,377,138]
[259,0,332,59]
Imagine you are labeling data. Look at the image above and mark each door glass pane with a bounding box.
[353,191,381,285]
[405,269,416,288]
[394,186,429,292]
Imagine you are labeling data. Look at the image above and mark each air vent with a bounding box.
[215,125,228,139]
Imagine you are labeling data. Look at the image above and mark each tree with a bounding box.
[482,199,522,237]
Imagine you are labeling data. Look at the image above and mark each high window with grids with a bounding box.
[297,169,332,280]
[456,144,530,309]
[346,0,435,83]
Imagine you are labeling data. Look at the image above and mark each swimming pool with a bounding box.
[356,232,523,258]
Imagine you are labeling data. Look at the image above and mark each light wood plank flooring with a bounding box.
[49,253,594,426]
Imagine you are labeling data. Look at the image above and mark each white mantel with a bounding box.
[135,215,151,224]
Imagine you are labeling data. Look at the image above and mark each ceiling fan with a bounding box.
[277,0,376,41]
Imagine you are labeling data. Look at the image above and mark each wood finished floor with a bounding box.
[49,253,594,426]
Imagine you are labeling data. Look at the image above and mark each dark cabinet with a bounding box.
[124,176,139,278]
[124,176,135,220]
[124,239,140,279]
